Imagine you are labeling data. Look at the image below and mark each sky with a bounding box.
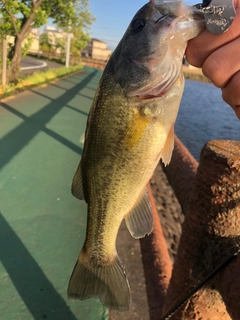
[89,0,197,51]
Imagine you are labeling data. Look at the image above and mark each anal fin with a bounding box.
[125,187,153,239]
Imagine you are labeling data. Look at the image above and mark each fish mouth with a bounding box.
[154,2,205,32]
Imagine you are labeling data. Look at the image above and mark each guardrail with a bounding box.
[144,136,240,319]
[27,53,107,70]
[81,57,107,70]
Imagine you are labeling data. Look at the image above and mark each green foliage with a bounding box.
[33,8,49,28]
[39,24,91,61]
[39,32,63,59]
[55,0,95,30]
[70,32,89,57]
[55,0,94,56]
[22,35,34,56]
[55,36,66,52]
[0,0,95,81]
[39,33,53,51]
[0,0,94,36]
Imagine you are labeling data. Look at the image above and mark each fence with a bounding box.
[81,57,107,70]
[143,136,240,319]
[28,50,82,66]
[28,51,107,70]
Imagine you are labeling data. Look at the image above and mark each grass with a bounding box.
[0,64,84,99]
[183,65,211,83]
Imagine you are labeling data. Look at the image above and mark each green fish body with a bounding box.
[68,0,204,311]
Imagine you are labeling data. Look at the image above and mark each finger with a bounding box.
[201,37,240,87]
[234,0,240,9]
[222,71,240,119]
[186,8,240,68]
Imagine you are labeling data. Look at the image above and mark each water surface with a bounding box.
[175,80,240,160]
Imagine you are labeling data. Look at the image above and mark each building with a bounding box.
[6,30,40,55]
[4,26,112,61]
[82,38,112,61]
[41,26,71,54]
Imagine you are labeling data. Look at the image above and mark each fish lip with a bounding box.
[154,13,169,24]
[154,2,204,30]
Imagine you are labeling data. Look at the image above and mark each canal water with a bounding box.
[175,79,240,161]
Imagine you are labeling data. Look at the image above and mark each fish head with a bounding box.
[112,0,205,100]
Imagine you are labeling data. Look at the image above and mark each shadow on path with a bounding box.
[0,212,77,320]
[0,69,97,170]
[0,103,83,156]
[29,88,91,115]
[46,82,96,100]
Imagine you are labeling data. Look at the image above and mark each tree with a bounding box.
[39,32,55,58]
[56,0,93,62]
[0,0,94,82]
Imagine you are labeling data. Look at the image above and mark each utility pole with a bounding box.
[65,32,71,68]
[37,29,41,59]
[2,39,7,86]
[65,4,72,68]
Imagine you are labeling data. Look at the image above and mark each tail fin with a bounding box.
[67,252,131,311]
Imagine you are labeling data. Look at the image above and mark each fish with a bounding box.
[67,0,204,312]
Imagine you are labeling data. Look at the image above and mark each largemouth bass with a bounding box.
[68,0,204,311]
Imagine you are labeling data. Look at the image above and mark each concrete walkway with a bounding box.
[0,67,108,320]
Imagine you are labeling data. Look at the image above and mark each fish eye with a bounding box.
[130,18,146,32]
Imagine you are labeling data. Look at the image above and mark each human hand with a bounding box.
[186,0,240,119]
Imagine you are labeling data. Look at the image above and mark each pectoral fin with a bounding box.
[160,123,174,166]
[71,162,85,200]
[125,187,153,239]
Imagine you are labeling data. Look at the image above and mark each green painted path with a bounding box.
[0,67,108,320]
